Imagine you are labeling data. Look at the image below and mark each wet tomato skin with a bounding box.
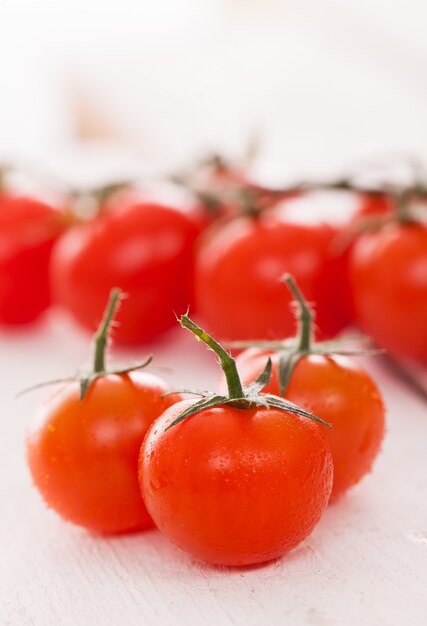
[140,399,333,566]
[233,350,385,502]
[27,372,181,534]
[50,202,199,345]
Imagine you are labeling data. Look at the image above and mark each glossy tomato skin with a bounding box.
[140,400,333,566]
[0,195,62,324]
[233,349,385,502]
[51,202,199,344]
[27,372,181,534]
[349,223,427,361]
[195,213,348,342]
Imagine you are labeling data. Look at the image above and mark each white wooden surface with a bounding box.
[1,310,427,626]
[2,1,427,623]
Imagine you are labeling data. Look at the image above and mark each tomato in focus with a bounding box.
[140,399,333,566]
[233,349,385,502]
[27,371,180,534]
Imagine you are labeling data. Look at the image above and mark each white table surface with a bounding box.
[1,309,427,626]
[2,2,427,623]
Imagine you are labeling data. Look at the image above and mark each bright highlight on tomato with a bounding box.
[51,200,199,344]
[228,275,386,502]
[140,314,333,566]
[26,289,180,534]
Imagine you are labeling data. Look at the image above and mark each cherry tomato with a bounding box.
[27,371,180,534]
[195,211,348,342]
[27,289,181,534]
[51,201,199,344]
[233,349,385,502]
[349,222,427,361]
[140,398,333,566]
[277,190,378,330]
[0,194,63,324]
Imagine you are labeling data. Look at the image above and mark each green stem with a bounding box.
[93,288,122,374]
[283,274,314,352]
[180,315,245,399]
[237,188,260,219]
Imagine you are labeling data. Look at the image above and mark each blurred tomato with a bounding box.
[0,194,63,325]
[279,191,396,329]
[195,207,350,342]
[51,201,199,344]
[349,222,427,362]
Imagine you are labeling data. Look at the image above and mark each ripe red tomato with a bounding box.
[51,201,199,344]
[233,349,385,502]
[27,371,180,534]
[27,287,182,534]
[195,210,349,342]
[140,398,333,566]
[349,222,427,361]
[0,194,63,324]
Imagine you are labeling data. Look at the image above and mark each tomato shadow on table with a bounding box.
[71,482,379,579]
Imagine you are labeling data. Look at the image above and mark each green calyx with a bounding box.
[228,274,383,396]
[77,288,153,399]
[166,314,331,431]
[17,288,152,401]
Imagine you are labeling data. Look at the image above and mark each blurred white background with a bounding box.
[1,0,427,181]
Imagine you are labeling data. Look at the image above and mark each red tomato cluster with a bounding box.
[4,152,425,566]
[2,158,427,364]
[26,281,385,567]
[3,157,427,367]
[228,274,386,503]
